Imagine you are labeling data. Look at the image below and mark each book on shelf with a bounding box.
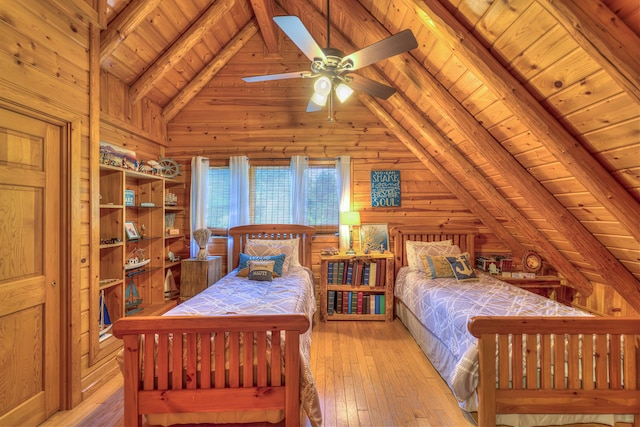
[352,260,362,286]
[369,294,375,314]
[379,295,386,314]
[346,260,354,285]
[374,294,380,314]
[328,290,335,315]
[328,262,334,284]
[350,292,358,314]
[362,262,370,286]
[357,292,363,314]
[369,262,377,287]
[336,291,343,313]
[337,261,345,285]
[362,294,369,314]
[377,259,386,287]
[342,292,349,314]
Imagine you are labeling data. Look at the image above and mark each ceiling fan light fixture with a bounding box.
[335,83,353,103]
[314,76,332,97]
[311,92,328,107]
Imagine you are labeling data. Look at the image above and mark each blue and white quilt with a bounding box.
[394,267,589,403]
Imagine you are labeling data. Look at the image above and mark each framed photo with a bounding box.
[125,221,140,240]
[359,223,389,253]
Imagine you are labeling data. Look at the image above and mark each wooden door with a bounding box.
[0,108,61,426]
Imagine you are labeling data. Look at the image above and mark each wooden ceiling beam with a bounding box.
[249,0,281,55]
[287,0,593,296]
[129,0,237,105]
[541,0,640,104]
[162,20,259,122]
[408,0,640,242]
[100,0,162,64]
[298,0,640,309]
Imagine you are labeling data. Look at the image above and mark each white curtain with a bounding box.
[290,156,308,224]
[336,156,351,252]
[190,156,210,259]
[228,156,250,271]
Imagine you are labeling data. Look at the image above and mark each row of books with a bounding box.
[326,259,387,287]
[327,290,386,315]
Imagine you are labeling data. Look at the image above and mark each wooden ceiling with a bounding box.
[98,0,640,311]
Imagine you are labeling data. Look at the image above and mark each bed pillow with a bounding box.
[405,239,453,270]
[407,242,460,271]
[247,237,301,267]
[238,253,286,276]
[248,260,275,281]
[445,253,478,282]
[420,254,455,278]
[245,242,293,274]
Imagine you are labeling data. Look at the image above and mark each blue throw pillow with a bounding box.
[445,253,478,282]
[238,253,286,276]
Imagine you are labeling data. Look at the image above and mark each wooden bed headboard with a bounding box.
[390,226,477,276]
[229,224,316,270]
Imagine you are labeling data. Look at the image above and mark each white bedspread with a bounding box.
[164,265,322,427]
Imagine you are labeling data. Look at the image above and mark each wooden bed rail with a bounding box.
[469,316,640,427]
[113,314,310,427]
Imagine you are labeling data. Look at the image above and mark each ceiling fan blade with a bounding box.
[339,29,418,71]
[306,98,323,112]
[242,71,314,83]
[347,75,396,99]
[273,16,327,63]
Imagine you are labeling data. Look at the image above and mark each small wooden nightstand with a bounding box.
[180,256,222,301]
[498,275,561,300]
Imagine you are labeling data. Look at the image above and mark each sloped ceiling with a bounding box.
[99,0,640,311]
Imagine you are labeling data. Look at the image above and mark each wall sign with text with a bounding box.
[370,170,401,208]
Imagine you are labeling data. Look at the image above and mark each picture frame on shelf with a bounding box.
[125,221,140,240]
[124,189,135,206]
[359,223,389,253]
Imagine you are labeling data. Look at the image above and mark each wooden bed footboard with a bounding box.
[469,316,640,427]
[113,314,310,427]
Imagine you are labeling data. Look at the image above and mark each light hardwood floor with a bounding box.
[41,318,475,427]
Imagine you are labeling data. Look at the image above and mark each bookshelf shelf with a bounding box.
[320,253,394,322]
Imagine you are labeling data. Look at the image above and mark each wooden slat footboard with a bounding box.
[469,316,640,427]
[113,314,310,427]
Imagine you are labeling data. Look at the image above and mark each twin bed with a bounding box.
[113,224,321,427]
[391,226,639,427]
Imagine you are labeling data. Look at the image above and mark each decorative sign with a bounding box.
[370,170,401,208]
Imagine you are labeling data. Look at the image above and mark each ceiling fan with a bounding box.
[242,2,418,114]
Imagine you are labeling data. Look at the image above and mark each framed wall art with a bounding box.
[359,223,389,253]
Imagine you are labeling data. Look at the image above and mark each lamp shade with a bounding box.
[340,211,361,226]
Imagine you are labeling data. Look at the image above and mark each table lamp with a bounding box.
[340,211,361,255]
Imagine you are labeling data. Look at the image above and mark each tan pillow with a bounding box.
[245,243,293,274]
[406,239,453,270]
[248,260,278,281]
[247,238,300,267]
[407,241,460,271]
[420,254,455,278]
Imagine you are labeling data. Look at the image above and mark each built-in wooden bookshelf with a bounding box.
[91,164,186,363]
[320,253,394,322]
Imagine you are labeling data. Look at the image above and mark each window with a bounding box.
[249,166,290,224]
[207,167,230,234]
[206,161,338,233]
[306,166,338,233]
